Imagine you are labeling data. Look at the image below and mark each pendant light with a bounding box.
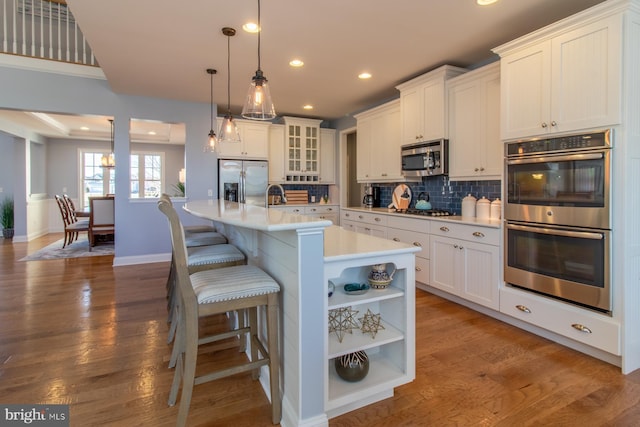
[218,27,241,143]
[204,68,218,152]
[241,0,276,120]
[101,119,115,168]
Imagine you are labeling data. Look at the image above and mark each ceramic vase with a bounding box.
[335,350,369,382]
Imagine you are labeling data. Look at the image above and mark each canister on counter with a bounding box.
[461,194,477,217]
[490,198,502,219]
[476,196,490,219]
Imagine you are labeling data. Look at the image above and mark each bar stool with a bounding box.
[158,198,281,427]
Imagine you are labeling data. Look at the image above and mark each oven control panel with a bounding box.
[506,129,611,156]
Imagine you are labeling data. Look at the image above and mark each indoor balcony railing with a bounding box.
[1,0,97,66]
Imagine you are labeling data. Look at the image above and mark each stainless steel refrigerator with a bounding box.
[218,159,269,206]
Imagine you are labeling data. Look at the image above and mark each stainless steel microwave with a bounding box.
[401,139,448,177]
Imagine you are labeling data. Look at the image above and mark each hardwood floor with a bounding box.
[2,234,640,426]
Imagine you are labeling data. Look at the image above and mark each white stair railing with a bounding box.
[1,0,97,66]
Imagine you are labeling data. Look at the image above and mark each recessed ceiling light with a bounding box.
[243,22,259,33]
[303,105,313,110]
[477,0,498,5]
[289,59,304,67]
[358,72,372,80]
[80,126,89,131]
[148,131,156,135]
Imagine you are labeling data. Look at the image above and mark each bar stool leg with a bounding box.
[267,293,281,424]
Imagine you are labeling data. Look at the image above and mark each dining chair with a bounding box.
[88,196,115,251]
[55,195,89,248]
[63,194,89,219]
[158,198,281,426]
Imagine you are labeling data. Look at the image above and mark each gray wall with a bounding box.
[0,63,217,260]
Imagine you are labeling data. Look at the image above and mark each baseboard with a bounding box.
[113,252,171,267]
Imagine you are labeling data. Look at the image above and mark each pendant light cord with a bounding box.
[210,70,214,129]
[257,0,261,71]
[227,32,232,114]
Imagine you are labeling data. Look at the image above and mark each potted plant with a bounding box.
[1,196,14,239]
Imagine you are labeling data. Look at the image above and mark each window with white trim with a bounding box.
[130,151,163,198]
[81,150,115,210]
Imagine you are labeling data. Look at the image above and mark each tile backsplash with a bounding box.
[373,177,501,214]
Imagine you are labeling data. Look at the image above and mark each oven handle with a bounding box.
[506,151,604,165]
[506,223,605,240]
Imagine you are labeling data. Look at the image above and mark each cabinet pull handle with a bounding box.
[393,238,400,242]
[474,168,479,172]
[459,246,464,250]
[440,226,449,232]
[375,217,381,222]
[515,304,531,313]
[310,208,316,212]
[327,208,333,212]
[480,167,485,172]
[571,323,592,334]
[472,231,485,238]
[413,242,422,247]
[416,267,422,271]
[365,227,371,231]
[345,213,350,217]
[358,215,364,219]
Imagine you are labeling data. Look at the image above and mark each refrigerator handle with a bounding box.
[239,170,245,203]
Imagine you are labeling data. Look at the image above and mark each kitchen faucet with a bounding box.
[265,184,287,207]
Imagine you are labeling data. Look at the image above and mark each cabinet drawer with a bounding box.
[305,205,338,215]
[500,286,620,355]
[273,206,305,214]
[341,210,388,227]
[415,255,429,285]
[387,215,430,233]
[387,227,429,258]
[431,220,500,245]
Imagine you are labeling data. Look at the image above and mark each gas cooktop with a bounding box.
[399,208,453,217]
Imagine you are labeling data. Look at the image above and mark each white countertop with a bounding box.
[184,199,332,231]
[343,206,502,229]
[324,225,420,261]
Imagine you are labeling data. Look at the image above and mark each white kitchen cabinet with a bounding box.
[341,209,387,238]
[320,128,336,184]
[448,62,502,181]
[396,65,467,147]
[283,116,322,182]
[429,221,500,310]
[268,124,286,183]
[354,100,404,183]
[495,14,622,140]
[386,215,430,285]
[500,286,620,355]
[270,204,340,225]
[216,118,270,159]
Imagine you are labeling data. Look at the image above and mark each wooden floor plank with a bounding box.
[2,234,640,426]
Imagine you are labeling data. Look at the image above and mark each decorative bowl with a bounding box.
[343,283,370,295]
[368,278,392,289]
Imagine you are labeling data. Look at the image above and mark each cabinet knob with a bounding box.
[475,168,479,172]
[479,167,485,172]
[453,244,458,249]
[345,213,350,217]
[416,267,422,272]
[515,304,531,313]
[393,237,400,242]
[440,226,450,232]
[551,121,557,127]
[358,215,364,219]
[413,242,422,247]
[364,227,371,231]
[472,231,485,238]
[459,246,464,250]
[541,122,548,128]
[374,217,381,222]
[571,323,593,334]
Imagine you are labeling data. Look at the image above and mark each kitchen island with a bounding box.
[183,200,420,427]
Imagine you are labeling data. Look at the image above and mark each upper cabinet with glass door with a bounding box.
[283,116,322,182]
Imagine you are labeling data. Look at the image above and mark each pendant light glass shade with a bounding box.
[204,68,218,152]
[242,0,276,120]
[101,119,115,168]
[219,27,241,143]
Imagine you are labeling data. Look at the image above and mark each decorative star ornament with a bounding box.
[359,309,385,339]
[328,306,360,343]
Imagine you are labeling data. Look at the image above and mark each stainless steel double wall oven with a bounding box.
[504,129,612,313]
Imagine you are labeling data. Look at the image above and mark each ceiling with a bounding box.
[2,0,607,141]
